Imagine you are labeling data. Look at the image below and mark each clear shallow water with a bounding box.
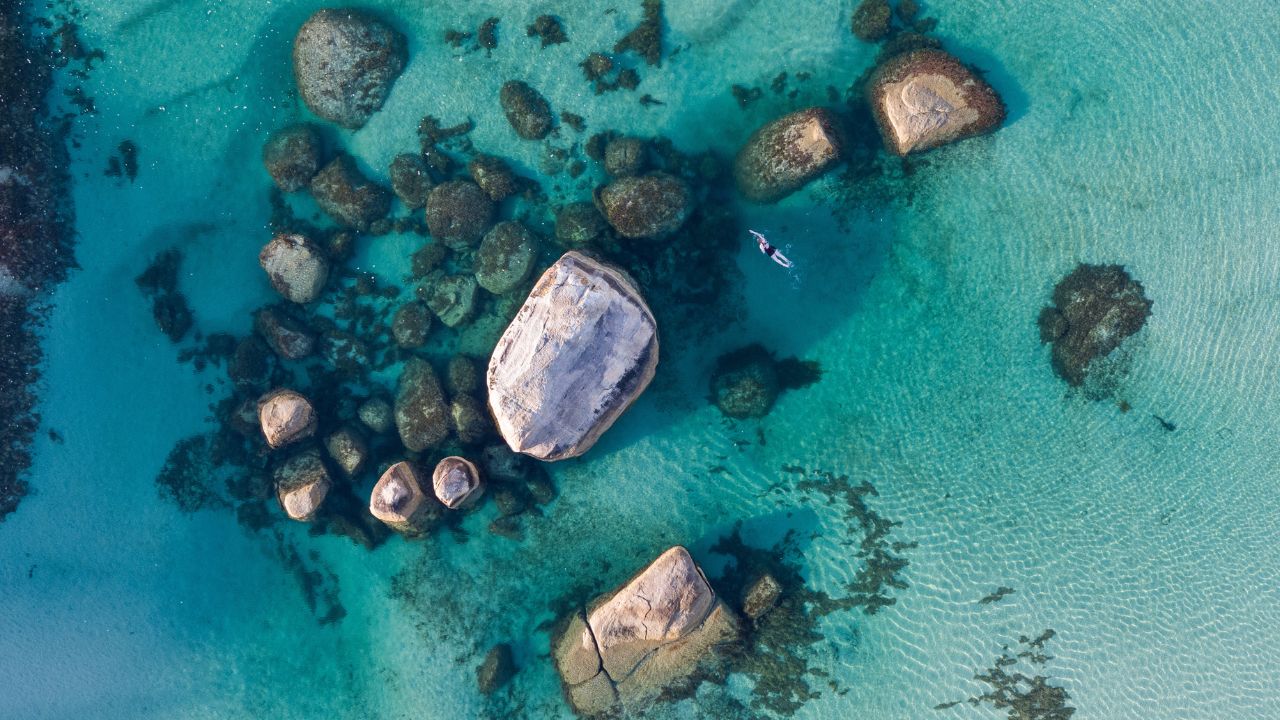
[3,1,1280,718]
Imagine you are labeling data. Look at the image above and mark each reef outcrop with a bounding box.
[867,48,1006,155]
[487,252,658,461]
[293,9,407,129]
[553,547,741,715]
[734,107,844,203]
[1038,263,1153,387]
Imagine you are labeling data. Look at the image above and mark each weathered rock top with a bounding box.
[487,252,658,461]
[868,49,1006,155]
[293,9,407,129]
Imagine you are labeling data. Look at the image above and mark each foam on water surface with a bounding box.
[4,0,1280,718]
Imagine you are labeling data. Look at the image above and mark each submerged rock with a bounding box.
[499,80,553,140]
[477,643,516,695]
[395,357,450,452]
[852,0,892,41]
[597,172,692,239]
[258,389,317,449]
[275,448,331,522]
[553,547,741,715]
[487,252,658,461]
[424,273,479,328]
[476,221,536,294]
[1039,263,1153,387]
[451,394,492,445]
[310,154,392,231]
[293,9,407,129]
[369,460,441,534]
[604,136,646,178]
[742,573,783,620]
[325,426,368,478]
[389,153,433,209]
[432,455,484,509]
[468,154,519,202]
[710,348,778,419]
[555,201,609,249]
[734,107,844,203]
[867,48,1006,156]
[254,305,316,360]
[447,355,481,396]
[425,180,495,250]
[480,443,527,483]
[259,233,330,304]
[262,124,322,193]
[392,301,433,348]
[358,396,394,435]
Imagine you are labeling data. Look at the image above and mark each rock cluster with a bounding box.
[867,48,1006,156]
[553,547,741,715]
[487,252,658,461]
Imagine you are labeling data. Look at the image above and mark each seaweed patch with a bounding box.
[935,629,1076,719]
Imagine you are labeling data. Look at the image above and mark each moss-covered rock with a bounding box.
[310,154,392,231]
[1039,264,1152,387]
[499,80,553,140]
[555,201,609,248]
[852,0,892,42]
[262,123,322,193]
[597,172,692,239]
[389,153,433,209]
[425,180,495,250]
[293,9,407,129]
[475,221,536,294]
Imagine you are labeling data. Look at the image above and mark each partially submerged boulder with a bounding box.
[867,48,1006,156]
[733,107,844,203]
[369,460,441,534]
[597,172,692,239]
[499,80,553,140]
[310,154,392,231]
[262,124,322,193]
[293,9,407,129]
[275,448,331,522]
[475,221,536,294]
[424,273,479,328]
[259,233,329,304]
[604,136,646,178]
[258,389,317,449]
[395,357,450,452]
[431,455,484,509]
[358,396,394,435]
[554,547,741,715]
[487,252,658,461]
[742,573,783,620]
[1039,263,1153,387]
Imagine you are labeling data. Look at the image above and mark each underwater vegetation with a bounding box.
[935,630,1076,720]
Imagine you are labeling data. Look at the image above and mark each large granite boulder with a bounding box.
[369,460,441,534]
[475,221,536,295]
[258,389,317,449]
[431,456,484,509]
[1038,263,1153,387]
[867,48,1006,156]
[310,155,392,231]
[275,448,331,522]
[734,107,844,203]
[259,233,329,304]
[553,547,741,715]
[262,124,322,193]
[293,9,407,129]
[395,357,450,452]
[487,252,658,461]
[597,173,692,239]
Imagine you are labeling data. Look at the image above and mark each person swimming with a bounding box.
[751,230,793,268]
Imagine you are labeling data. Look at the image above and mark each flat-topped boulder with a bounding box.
[431,456,484,509]
[867,48,1006,156]
[293,9,407,129]
[487,252,658,461]
[734,107,844,203]
[275,448,331,522]
[258,389,317,449]
[369,461,441,534]
[553,547,741,715]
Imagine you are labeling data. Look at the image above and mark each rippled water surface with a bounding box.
[3,1,1280,718]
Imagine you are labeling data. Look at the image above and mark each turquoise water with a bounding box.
[4,0,1280,718]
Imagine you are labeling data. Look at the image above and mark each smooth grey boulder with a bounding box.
[431,456,484,509]
[258,389,317,449]
[259,233,329,304]
[293,9,407,129]
[369,460,440,534]
[553,547,741,715]
[487,252,658,461]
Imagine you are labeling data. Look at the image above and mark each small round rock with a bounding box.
[432,456,485,510]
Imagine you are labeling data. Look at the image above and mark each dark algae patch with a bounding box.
[0,0,82,521]
[614,0,664,66]
[979,586,1016,605]
[936,630,1076,719]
